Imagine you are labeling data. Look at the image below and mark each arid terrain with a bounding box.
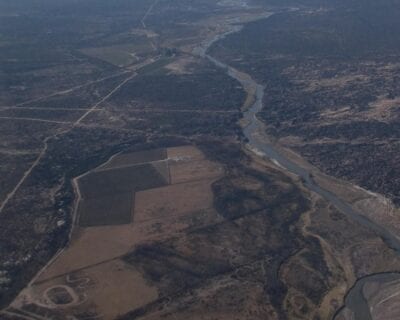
[7,146,223,319]
[1,0,400,319]
[209,0,400,207]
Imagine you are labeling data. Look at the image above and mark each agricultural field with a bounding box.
[77,149,170,227]
[8,146,224,320]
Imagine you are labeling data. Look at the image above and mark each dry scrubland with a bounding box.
[9,143,400,320]
[209,0,400,206]
[2,0,400,319]
[0,0,248,308]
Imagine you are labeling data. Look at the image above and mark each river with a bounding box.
[194,11,400,320]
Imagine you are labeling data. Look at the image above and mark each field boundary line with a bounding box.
[34,256,121,286]
[141,0,159,50]
[95,158,169,172]
[0,106,104,111]
[134,206,215,224]
[1,310,38,320]
[123,108,239,114]
[0,116,73,124]
[141,0,159,29]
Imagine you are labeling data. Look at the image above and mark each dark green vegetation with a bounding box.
[210,0,400,205]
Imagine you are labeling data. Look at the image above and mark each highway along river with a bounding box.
[194,11,400,320]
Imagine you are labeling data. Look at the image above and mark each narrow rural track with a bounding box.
[0,72,135,216]
[0,106,103,111]
[141,0,159,29]
[0,136,51,214]
[0,310,39,320]
[75,73,136,124]
[141,0,159,50]
[122,108,239,113]
[0,116,73,124]
[2,71,130,109]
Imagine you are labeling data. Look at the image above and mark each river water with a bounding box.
[194,12,400,320]
[338,273,400,320]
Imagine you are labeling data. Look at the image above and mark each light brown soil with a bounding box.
[82,259,158,319]
[167,145,205,161]
[164,56,196,75]
[169,159,223,184]
[134,179,215,222]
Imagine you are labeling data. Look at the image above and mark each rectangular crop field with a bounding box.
[78,163,168,199]
[78,192,133,227]
[133,179,214,222]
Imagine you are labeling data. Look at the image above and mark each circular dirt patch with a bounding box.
[46,286,74,305]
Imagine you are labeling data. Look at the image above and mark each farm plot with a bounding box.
[74,259,158,319]
[78,162,167,199]
[167,145,205,161]
[78,192,134,227]
[77,159,169,227]
[134,180,215,222]
[12,145,224,320]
